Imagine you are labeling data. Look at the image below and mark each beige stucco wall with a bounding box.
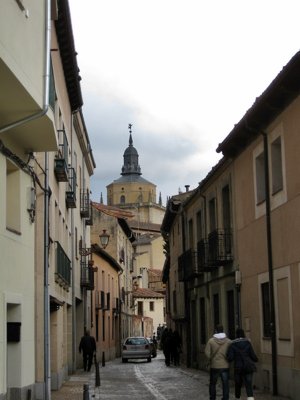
[0,154,36,396]
[232,96,300,398]
[91,253,119,362]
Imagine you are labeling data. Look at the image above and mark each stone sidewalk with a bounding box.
[51,362,289,400]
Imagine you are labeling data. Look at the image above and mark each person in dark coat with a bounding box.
[79,330,96,371]
[170,330,182,366]
[227,328,258,400]
[160,328,172,366]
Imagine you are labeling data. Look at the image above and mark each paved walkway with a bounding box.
[51,360,289,400]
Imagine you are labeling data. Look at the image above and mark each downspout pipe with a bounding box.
[71,113,76,373]
[261,131,278,396]
[44,153,51,400]
[0,0,51,134]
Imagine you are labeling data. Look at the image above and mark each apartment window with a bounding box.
[227,290,235,339]
[261,282,271,338]
[75,227,78,258]
[213,293,220,328]
[271,137,283,194]
[96,314,99,341]
[138,301,143,316]
[188,218,194,249]
[209,198,217,232]
[196,211,203,242]
[49,61,56,110]
[222,185,231,230]
[200,297,206,345]
[173,290,177,314]
[6,161,21,233]
[102,315,105,341]
[149,301,154,312]
[277,277,291,340]
[255,152,266,204]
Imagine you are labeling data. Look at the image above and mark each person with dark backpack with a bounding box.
[227,328,258,400]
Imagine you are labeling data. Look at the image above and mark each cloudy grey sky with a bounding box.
[69,0,300,205]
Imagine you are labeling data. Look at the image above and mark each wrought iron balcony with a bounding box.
[208,229,233,266]
[197,229,233,271]
[80,189,90,218]
[54,158,68,182]
[55,241,71,290]
[66,167,76,208]
[85,202,93,226]
[80,262,95,290]
[54,130,69,182]
[178,249,201,281]
[80,250,94,290]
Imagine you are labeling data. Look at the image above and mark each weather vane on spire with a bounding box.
[128,123,132,134]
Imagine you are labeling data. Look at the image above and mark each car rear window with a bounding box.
[126,338,147,345]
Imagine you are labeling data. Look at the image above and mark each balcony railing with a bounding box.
[178,249,201,281]
[55,241,71,290]
[54,130,68,182]
[197,229,233,271]
[80,189,90,218]
[66,167,77,208]
[80,250,94,290]
[208,229,233,266]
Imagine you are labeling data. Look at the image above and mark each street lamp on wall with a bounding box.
[99,229,110,249]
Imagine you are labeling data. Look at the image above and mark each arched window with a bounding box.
[120,195,125,204]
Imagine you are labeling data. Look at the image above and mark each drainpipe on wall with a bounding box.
[261,131,278,396]
[44,152,51,400]
[70,113,77,372]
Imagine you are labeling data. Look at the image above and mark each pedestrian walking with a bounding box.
[227,328,258,400]
[205,324,231,400]
[79,329,96,372]
[170,330,182,366]
[161,327,172,366]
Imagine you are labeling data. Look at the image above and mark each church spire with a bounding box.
[121,124,142,176]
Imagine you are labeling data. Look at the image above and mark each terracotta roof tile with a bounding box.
[132,287,165,298]
[92,202,134,219]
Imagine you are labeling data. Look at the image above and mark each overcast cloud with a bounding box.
[69,0,300,205]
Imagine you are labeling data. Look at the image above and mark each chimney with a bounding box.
[185,185,190,192]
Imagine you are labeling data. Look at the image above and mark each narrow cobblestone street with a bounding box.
[52,353,288,400]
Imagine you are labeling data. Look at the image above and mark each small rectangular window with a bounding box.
[261,282,271,338]
[188,218,194,250]
[271,137,283,194]
[213,293,220,328]
[209,198,217,232]
[196,211,203,241]
[255,152,266,204]
[138,301,143,316]
[200,297,206,345]
[149,301,154,312]
[173,290,177,314]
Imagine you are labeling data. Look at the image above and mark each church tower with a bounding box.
[106,125,164,226]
